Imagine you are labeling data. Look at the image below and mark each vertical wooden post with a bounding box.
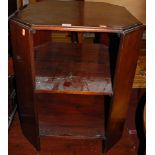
[106,25,144,150]
[10,20,40,150]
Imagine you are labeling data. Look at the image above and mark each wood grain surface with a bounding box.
[35,42,112,95]
[12,0,141,31]
[10,20,40,150]
[35,93,105,139]
[9,112,137,155]
[10,0,144,151]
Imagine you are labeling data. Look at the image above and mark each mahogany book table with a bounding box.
[10,0,144,152]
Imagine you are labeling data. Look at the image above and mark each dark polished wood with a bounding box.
[35,42,112,95]
[9,112,138,155]
[106,26,144,150]
[10,21,40,150]
[35,93,105,139]
[10,0,144,152]
[12,0,141,32]
[8,57,14,76]
[33,30,52,46]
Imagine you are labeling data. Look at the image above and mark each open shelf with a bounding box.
[35,42,112,95]
[10,0,144,150]
[39,114,105,139]
[35,93,106,139]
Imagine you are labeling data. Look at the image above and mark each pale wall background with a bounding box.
[86,0,146,24]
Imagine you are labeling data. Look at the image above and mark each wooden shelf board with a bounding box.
[35,42,113,95]
[39,113,105,139]
[39,124,105,140]
[35,93,106,139]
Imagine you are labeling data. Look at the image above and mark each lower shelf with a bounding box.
[35,93,106,140]
[40,136,103,154]
[39,114,105,139]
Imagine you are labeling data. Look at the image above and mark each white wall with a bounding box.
[85,0,146,24]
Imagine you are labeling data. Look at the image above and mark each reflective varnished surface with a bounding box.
[10,0,145,150]
[13,0,141,31]
[35,42,112,95]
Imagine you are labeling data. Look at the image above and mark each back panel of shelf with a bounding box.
[35,93,106,139]
[32,30,116,140]
[34,31,114,95]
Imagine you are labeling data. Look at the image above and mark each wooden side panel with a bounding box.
[8,57,14,76]
[106,26,144,150]
[10,20,40,150]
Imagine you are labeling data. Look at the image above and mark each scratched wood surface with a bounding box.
[35,93,105,139]
[35,42,112,95]
[9,112,137,155]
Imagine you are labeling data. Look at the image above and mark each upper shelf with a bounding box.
[12,0,142,32]
[35,42,112,95]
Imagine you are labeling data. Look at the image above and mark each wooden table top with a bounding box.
[12,0,142,32]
